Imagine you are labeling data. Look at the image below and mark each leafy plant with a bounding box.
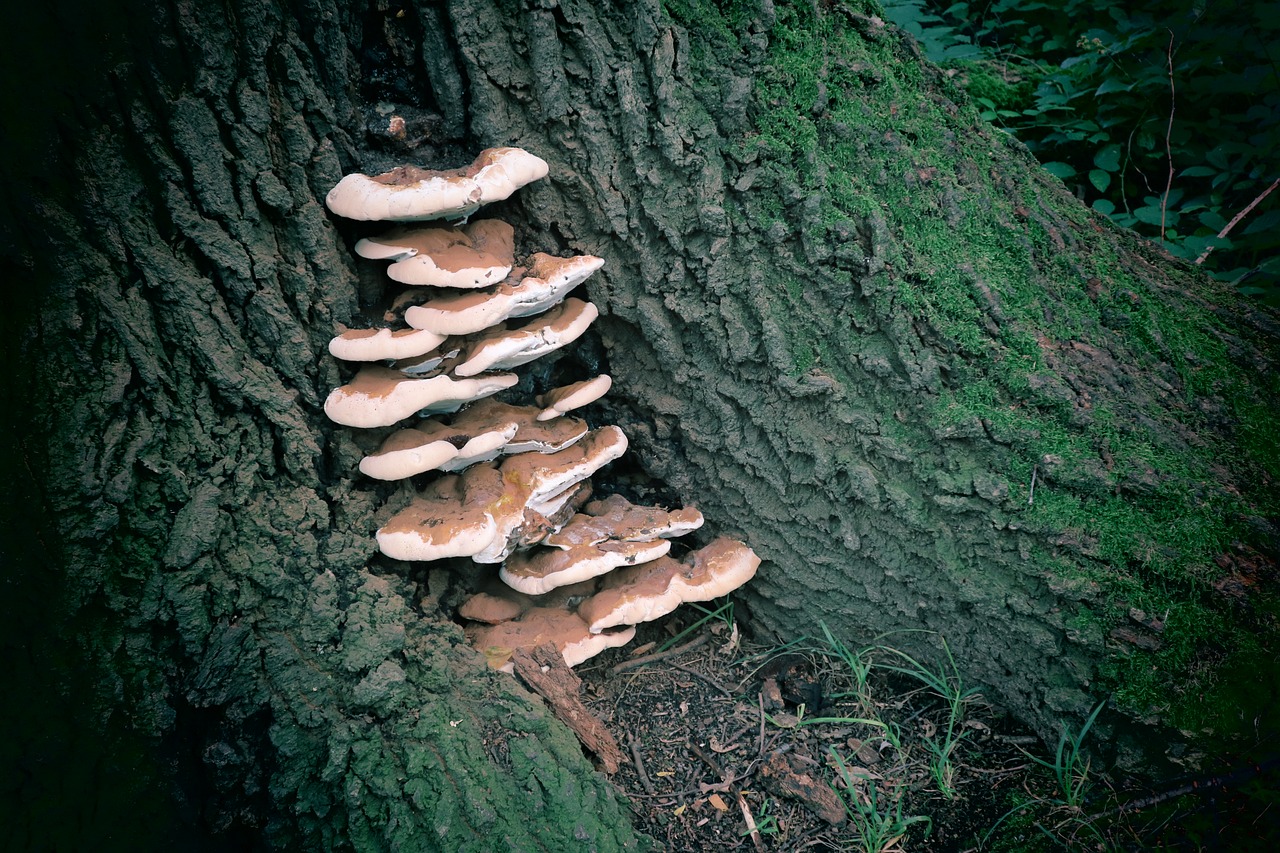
[818,621,878,716]
[882,0,1280,304]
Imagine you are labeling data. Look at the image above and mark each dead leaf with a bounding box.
[656,770,674,778]
[708,794,729,812]
[770,712,800,729]
[708,736,740,754]
[673,804,687,817]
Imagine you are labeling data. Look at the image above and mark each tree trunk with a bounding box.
[2,0,1276,849]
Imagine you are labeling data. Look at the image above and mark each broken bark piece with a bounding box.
[760,750,847,825]
[511,644,625,774]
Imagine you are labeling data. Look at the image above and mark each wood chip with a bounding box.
[760,749,847,825]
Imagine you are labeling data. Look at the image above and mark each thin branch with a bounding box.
[1160,29,1176,241]
[611,633,709,673]
[1195,177,1280,265]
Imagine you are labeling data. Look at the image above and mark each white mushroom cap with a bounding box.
[375,469,507,561]
[358,427,461,481]
[323,366,518,428]
[577,538,761,634]
[535,375,612,421]
[543,494,705,549]
[325,147,550,222]
[355,219,516,288]
[466,607,636,672]
[500,539,673,596]
[435,422,522,472]
[357,417,521,480]
[328,327,448,362]
[501,425,628,512]
[450,399,588,456]
[452,298,598,377]
[468,427,626,565]
[404,253,604,335]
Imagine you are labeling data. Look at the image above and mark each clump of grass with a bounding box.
[830,747,933,853]
[981,700,1112,850]
[659,599,735,652]
[874,639,983,799]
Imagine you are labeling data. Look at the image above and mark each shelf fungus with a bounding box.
[325,147,549,222]
[451,297,598,377]
[322,147,759,673]
[358,417,520,481]
[404,253,604,335]
[467,609,636,673]
[323,366,517,428]
[355,219,516,287]
[535,375,612,421]
[327,326,447,362]
[578,538,762,633]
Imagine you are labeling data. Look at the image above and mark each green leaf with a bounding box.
[1042,161,1077,179]
[1244,209,1280,236]
[1088,169,1112,192]
[1094,78,1133,96]
[1134,205,1165,226]
[1092,198,1116,215]
[1093,144,1122,172]
[1199,210,1229,231]
[1179,166,1217,178]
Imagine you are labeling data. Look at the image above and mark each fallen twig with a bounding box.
[629,736,656,796]
[1195,177,1280,265]
[669,659,735,698]
[612,633,710,673]
[738,791,767,853]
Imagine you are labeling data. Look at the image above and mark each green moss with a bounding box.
[666,0,1276,744]
[951,59,1038,113]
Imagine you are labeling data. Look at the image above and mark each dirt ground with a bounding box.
[561,613,1280,852]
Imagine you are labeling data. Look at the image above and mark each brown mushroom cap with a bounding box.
[457,578,598,624]
[499,425,628,514]
[327,326,448,362]
[358,428,461,481]
[499,538,673,596]
[375,468,508,561]
[577,538,761,634]
[358,417,521,480]
[325,147,549,222]
[457,591,528,625]
[403,253,604,335]
[452,298,599,377]
[355,219,516,288]
[466,607,636,672]
[470,427,624,566]
[450,399,589,456]
[375,429,620,566]
[542,493,705,549]
[535,375,612,421]
[323,366,518,428]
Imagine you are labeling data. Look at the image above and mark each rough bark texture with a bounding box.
[3,0,1277,849]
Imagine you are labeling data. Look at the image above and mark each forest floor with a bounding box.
[571,613,1280,852]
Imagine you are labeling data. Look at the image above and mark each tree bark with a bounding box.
[2,0,1276,849]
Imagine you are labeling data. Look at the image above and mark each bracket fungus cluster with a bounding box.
[324,148,759,672]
